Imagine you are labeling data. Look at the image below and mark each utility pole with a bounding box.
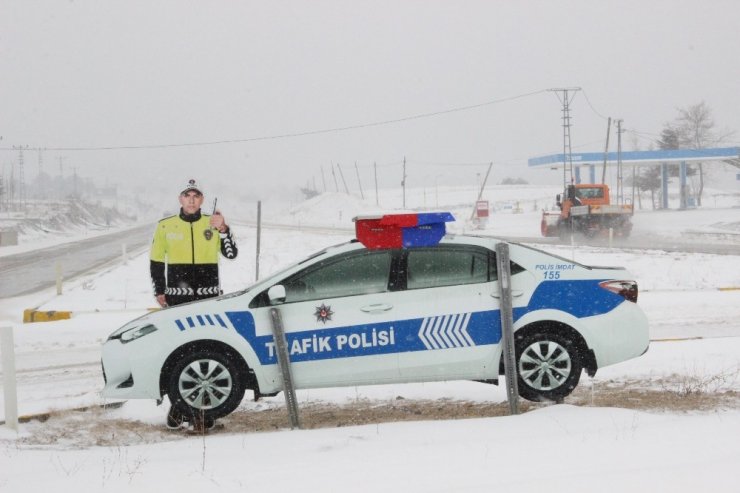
[374,162,379,206]
[336,163,350,194]
[616,119,624,205]
[601,117,612,183]
[330,161,339,192]
[38,149,44,200]
[57,156,66,201]
[402,156,407,209]
[19,148,26,208]
[549,87,581,190]
[13,146,28,210]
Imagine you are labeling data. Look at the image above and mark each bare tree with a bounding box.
[674,101,716,206]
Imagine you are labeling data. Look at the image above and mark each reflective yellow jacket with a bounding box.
[150,209,238,304]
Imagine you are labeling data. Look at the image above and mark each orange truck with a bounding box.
[541,184,633,238]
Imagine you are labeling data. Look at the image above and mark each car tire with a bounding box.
[515,331,582,402]
[167,348,246,421]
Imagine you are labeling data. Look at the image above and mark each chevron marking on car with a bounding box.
[418,313,474,350]
[174,313,228,331]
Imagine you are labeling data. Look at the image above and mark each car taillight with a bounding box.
[599,280,638,303]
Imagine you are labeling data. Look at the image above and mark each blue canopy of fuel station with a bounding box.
[528,147,740,209]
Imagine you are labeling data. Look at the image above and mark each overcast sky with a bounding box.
[2,0,739,206]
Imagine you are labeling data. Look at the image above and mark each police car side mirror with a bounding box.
[267,285,287,305]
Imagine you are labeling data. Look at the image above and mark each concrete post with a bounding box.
[661,163,669,209]
[679,161,688,209]
[1,326,19,431]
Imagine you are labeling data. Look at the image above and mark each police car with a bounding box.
[101,212,649,422]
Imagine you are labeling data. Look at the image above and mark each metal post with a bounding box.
[255,201,262,282]
[330,162,339,192]
[337,163,350,194]
[55,261,62,295]
[269,308,301,429]
[1,326,19,431]
[495,243,519,415]
[354,161,365,199]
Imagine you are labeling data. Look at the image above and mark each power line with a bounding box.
[581,89,610,121]
[0,89,550,153]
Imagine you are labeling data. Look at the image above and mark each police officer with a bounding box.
[150,178,238,308]
[150,179,238,431]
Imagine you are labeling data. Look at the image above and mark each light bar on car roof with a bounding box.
[353,212,455,249]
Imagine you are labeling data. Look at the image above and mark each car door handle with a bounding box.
[491,290,524,298]
[361,303,393,313]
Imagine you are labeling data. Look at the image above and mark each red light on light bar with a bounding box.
[353,212,455,249]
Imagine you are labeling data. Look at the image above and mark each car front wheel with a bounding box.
[515,331,582,402]
[167,348,246,421]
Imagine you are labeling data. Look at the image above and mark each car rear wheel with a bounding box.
[515,331,582,402]
[167,348,246,421]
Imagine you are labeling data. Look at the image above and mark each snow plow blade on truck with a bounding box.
[541,184,633,238]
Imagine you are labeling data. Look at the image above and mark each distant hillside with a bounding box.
[0,199,137,241]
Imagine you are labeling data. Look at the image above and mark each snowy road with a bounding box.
[0,224,152,298]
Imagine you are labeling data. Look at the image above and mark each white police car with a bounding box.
[101,212,649,422]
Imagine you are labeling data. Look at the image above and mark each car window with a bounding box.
[282,250,392,303]
[489,256,527,281]
[406,248,489,289]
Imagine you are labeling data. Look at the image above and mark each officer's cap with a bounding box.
[180,178,203,196]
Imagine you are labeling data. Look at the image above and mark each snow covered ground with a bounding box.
[1,185,740,492]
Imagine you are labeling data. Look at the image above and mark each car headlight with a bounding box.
[108,324,158,343]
